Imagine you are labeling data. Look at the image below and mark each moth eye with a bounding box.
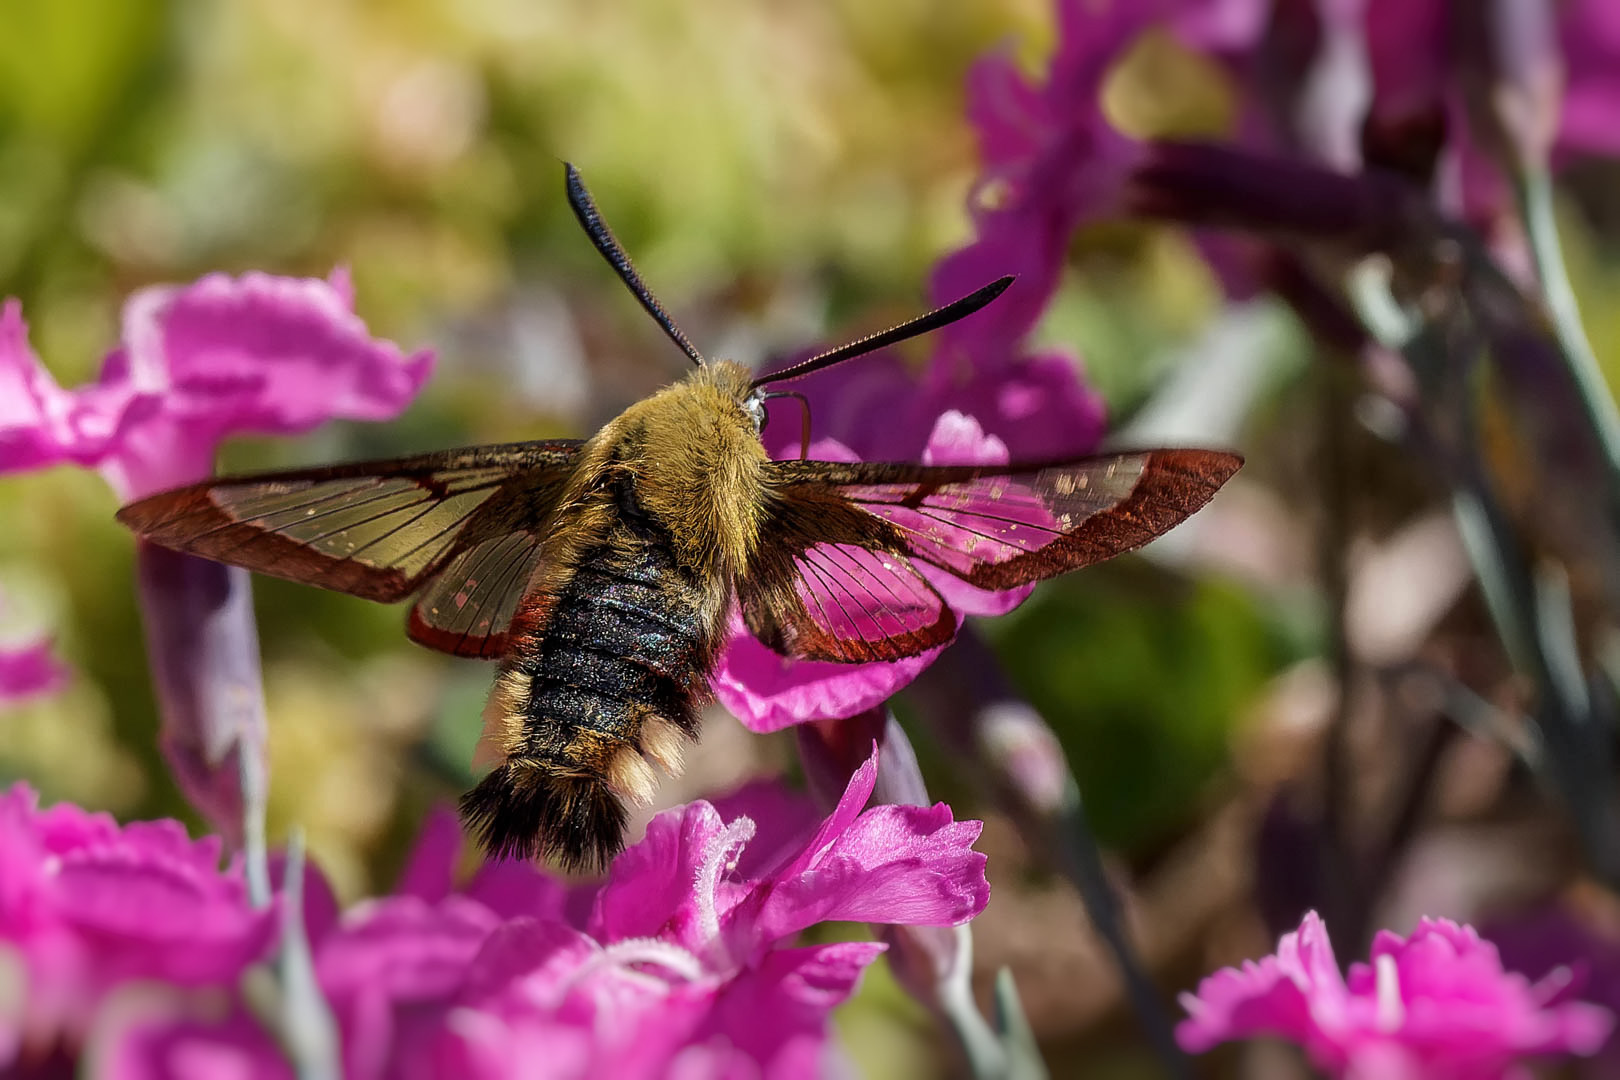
[743,395,767,433]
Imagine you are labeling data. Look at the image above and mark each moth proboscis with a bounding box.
[118,163,1243,870]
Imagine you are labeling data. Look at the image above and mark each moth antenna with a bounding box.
[761,390,812,460]
[564,162,707,368]
[750,275,1014,388]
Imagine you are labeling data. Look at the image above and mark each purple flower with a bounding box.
[1178,910,1614,1080]
[0,783,275,1067]
[1363,0,1620,165]
[98,745,988,1079]
[102,1009,290,1080]
[1,270,432,500]
[415,743,986,1078]
[1559,0,1620,157]
[711,2,1142,735]
[944,0,1271,336]
[0,590,66,707]
[0,636,64,706]
[0,271,433,833]
[0,300,128,473]
[938,1,1144,359]
[1486,904,1620,1076]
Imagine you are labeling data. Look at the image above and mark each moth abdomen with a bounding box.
[464,519,728,868]
[459,762,627,872]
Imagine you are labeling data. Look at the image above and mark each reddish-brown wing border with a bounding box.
[116,439,582,606]
[739,449,1242,663]
[764,448,1242,590]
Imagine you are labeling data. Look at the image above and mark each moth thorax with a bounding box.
[633,387,768,575]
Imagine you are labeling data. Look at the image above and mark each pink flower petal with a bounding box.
[99,270,433,499]
[0,300,139,474]
[590,800,753,955]
[395,807,465,904]
[462,858,589,927]
[316,895,500,1080]
[749,803,989,945]
[92,1008,289,1080]
[705,778,822,884]
[713,630,946,733]
[923,350,1106,461]
[0,635,67,707]
[1178,910,1616,1076]
[269,850,341,947]
[0,784,273,1065]
[701,942,887,1073]
[731,745,989,950]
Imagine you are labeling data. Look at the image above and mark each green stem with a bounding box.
[908,634,1192,1080]
[275,831,342,1080]
[239,737,270,909]
[1517,167,1620,486]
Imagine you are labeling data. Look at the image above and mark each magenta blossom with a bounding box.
[0,636,63,707]
[411,744,986,1079]
[1486,904,1620,1076]
[0,270,432,501]
[99,744,988,1079]
[1559,0,1620,157]
[0,783,275,1068]
[1,270,433,500]
[0,271,433,832]
[0,300,128,473]
[1178,910,1614,1080]
[940,0,1271,344]
[0,589,66,707]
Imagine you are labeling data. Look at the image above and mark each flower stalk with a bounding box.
[909,629,1192,1080]
[134,544,269,857]
[797,709,1020,1079]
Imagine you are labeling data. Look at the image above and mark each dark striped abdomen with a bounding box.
[459,507,721,870]
[521,528,710,759]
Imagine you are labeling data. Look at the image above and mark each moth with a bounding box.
[118,164,1242,870]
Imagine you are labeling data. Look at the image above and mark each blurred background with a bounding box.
[5,0,1620,1077]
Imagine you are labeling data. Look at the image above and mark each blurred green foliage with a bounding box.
[990,574,1302,852]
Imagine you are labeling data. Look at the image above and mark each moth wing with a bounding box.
[117,439,583,657]
[739,536,955,663]
[405,529,549,659]
[745,449,1241,661]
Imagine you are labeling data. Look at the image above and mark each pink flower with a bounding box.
[103,1010,290,1080]
[0,300,128,473]
[1486,904,1620,1076]
[99,745,988,1079]
[1178,910,1614,1080]
[0,783,275,1067]
[713,1,1155,734]
[0,270,432,501]
[1,271,432,499]
[1364,0,1620,163]
[0,589,66,707]
[942,0,1269,348]
[417,744,985,1078]
[1559,0,1620,157]
[0,635,64,706]
[0,272,433,833]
